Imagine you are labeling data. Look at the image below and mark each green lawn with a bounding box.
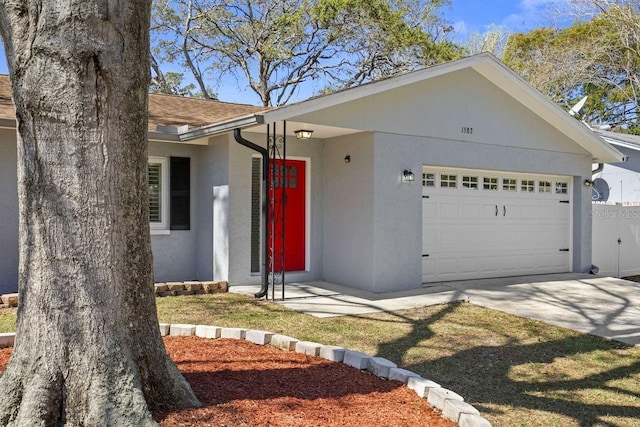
[1,294,638,426]
[0,307,16,334]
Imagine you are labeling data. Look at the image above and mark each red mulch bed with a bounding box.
[0,336,456,426]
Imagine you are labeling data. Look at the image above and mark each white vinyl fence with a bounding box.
[592,203,640,277]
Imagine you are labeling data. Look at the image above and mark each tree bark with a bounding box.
[0,1,200,425]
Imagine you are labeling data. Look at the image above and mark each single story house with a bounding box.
[0,53,625,295]
[591,129,640,203]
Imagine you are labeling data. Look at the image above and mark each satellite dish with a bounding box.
[592,178,609,201]
[569,96,588,116]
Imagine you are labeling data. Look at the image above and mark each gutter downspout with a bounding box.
[592,163,604,177]
[234,128,269,299]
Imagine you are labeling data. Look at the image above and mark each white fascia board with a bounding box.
[0,117,15,129]
[148,133,210,145]
[148,131,215,145]
[148,131,181,143]
[178,114,264,141]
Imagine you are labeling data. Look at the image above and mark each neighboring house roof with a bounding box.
[593,128,640,154]
[0,74,265,134]
[147,93,265,132]
[0,76,13,121]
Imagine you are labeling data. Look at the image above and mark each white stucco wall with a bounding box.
[284,68,590,160]
[195,135,230,281]
[370,136,423,291]
[322,133,376,290]
[0,129,18,294]
[148,141,200,282]
[212,185,229,281]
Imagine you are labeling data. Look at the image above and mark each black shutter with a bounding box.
[250,158,261,273]
[170,157,190,230]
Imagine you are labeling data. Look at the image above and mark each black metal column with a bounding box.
[267,121,286,300]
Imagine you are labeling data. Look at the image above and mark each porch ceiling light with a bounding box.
[294,129,313,140]
[403,169,415,183]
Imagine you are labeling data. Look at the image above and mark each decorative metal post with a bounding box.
[266,121,286,300]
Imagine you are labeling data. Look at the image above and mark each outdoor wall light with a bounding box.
[344,155,351,163]
[294,129,313,140]
[584,179,594,187]
[402,169,415,183]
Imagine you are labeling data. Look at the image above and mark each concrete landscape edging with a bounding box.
[158,323,493,426]
[0,325,493,425]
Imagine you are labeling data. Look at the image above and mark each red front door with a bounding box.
[271,159,306,272]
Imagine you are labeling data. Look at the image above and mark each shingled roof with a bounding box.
[0,74,265,132]
[0,75,14,121]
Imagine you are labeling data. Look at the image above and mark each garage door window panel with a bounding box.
[521,180,535,192]
[462,176,478,189]
[483,177,498,190]
[503,178,517,192]
[539,181,552,193]
[441,174,457,188]
[423,173,435,187]
[556,182,568,194]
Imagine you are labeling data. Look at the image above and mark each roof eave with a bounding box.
[178,114,265,141]
[602,138,640,153]
[147,131,182,143]
[0,116,229,146]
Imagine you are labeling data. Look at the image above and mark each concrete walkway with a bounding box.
[231,273,640,346]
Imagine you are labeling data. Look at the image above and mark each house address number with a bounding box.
[461,127,473,134]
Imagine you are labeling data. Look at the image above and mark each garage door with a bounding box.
[422,167,572,283]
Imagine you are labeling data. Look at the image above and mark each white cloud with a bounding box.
[520,0,553,9]
[504,0,555,31]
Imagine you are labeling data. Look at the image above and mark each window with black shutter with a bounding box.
[170,157,190,230]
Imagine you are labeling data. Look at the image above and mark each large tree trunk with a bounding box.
[0,1,200,425]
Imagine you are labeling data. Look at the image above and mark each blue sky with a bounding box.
[0,0,558,104]
[446,0,556,39]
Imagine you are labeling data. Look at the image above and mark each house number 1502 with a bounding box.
[461,127,473,134]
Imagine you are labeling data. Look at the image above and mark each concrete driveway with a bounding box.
[231,273,640,346]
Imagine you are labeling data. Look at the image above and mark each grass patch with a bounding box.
[156,294,640,427]
[1,293,638,426]
[0,307,16,333]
